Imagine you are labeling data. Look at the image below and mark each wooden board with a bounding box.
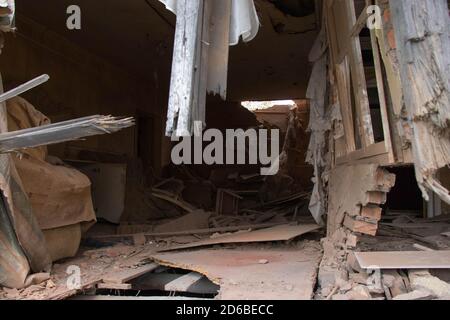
[102,263,159,284]
[97,282,132,290]
[159,224,321,252]
[164,272,204,292]
[354,251,450,269]
[132,272,219,294]
[153,247,322,300]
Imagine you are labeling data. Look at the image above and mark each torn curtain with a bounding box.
[159,0,259,45]
[0,75,51,289]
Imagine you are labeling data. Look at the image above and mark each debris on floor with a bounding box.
[152,243,322,300]
[315,210,450,301]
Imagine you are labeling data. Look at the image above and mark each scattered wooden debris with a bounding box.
[159,224,321,252]
[97,283,132,290]
[0,115,134,153]
[152,246,322,300]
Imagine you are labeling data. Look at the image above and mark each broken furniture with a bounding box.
[215,189,243,216]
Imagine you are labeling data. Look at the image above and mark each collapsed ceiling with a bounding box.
[16,0,319,101]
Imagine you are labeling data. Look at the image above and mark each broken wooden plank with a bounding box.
[132,272,219,295]
[0,74,49,104]
[132,272,220,294]
[354,251,450,269]
[90,222,286,240]
[0,115,134,153]
[159,224,321,252]
[165,0,204,136]
[97,282,132,290]
[164,272,204,292]
[102,263,159,284]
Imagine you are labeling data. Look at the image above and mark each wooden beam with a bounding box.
[347,1,375,148]
[89,222,286,240]
[102,263,159,284]
[97,282,132,290]
[0,115,134,153]
[350,4,370,38]
[166,0,203,137]
[206,0,231,99]
[369,27,395,163]
[0,75,49,104]
[164,272,204,292]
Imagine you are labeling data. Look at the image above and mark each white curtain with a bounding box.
[159,0,259,45]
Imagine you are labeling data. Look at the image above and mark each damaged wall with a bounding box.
[0,16,167,172]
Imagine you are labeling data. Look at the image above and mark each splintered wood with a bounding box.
[390,0,450,204]
[327,164,396,236]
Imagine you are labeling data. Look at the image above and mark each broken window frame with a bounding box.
[326,0,394,166]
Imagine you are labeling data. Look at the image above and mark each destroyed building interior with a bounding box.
[0,0,449,301]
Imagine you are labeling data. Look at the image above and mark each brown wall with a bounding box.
[0,17,168,172]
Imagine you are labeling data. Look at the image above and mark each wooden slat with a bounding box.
[347,0,375,148]
[97,282,132,290]
[132,272,219,294]
[0,75,49,104]
[355,251,450,269]
[90,222,286,240]
[159,224,321,252]
[102,263,159,284]
[165,0,203,136]
[335,141,388,165]
[165,272,204,292]
[335,57,357,153]
[191,0,210,130]
[350,4,370,37]
[369,27,395,163]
